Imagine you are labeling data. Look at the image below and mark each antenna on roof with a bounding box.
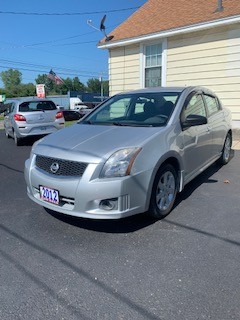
[100,15,114,42]
[87,19,100,31]
[87,15,114,42]
[216,0,224,12]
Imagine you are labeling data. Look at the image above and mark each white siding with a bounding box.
[167,24,240,121]
[109,45,140,95]
[107,24,240,121]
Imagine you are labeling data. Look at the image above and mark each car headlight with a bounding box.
[100,148,141,178]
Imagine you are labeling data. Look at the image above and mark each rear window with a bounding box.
[19,101,57,112]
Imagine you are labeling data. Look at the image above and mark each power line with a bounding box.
[53,40,99,47]
[0,39,98,50]
[0,31,97,50]
[0,23,119,49]
[0,7,140,16]
[0,58,107,76]
[28,47,103,63]
[0,65,106,79]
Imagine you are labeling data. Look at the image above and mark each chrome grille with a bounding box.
[35,155,88,177]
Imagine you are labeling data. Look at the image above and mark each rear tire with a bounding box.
[218,133,231,165]
[5,130,10,139]
[14,131,21,146]
[148,164,177,219]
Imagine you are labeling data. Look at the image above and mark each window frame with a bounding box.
[180,91,207,124]
[203,94,221,117]
[140,40,167,88]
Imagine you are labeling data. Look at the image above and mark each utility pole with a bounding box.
[99,76,103,101]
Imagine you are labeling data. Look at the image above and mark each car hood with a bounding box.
[35,123,165,163]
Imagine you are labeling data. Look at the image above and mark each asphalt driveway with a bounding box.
[0,130,240,320]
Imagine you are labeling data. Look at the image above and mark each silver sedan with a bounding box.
[24,86,232,220]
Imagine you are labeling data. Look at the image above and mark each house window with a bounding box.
[145,44,162,87]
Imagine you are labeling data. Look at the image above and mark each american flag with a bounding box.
[48,69,64,85]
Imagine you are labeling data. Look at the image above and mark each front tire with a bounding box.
[218,133,232,165]
[148,164,177,219]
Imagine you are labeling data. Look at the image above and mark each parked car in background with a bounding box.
[78,105,96,118]
[4,98,65,145]
[0,102,6,114]
[74,102,98,118]
[62,110,81,121]
[25,86,232,220]
[73,103,89,112]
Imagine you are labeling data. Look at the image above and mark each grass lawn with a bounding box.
[65,120,78,126]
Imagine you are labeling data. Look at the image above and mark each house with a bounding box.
[98,0,240,127]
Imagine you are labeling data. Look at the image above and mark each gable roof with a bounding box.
[99,0,240,47]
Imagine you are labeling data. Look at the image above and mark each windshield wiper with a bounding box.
[82,120,94,124]
[112,122,125,126]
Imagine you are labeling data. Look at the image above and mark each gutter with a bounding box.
[98,14,240,49]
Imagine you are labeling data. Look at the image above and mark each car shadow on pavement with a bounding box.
[7,135,45,146]
[45,162,226,234]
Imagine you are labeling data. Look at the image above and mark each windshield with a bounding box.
[19,101,57,112]
[81,92,180,127]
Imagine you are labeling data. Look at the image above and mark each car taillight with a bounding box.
[14,114,26,121]
[56,111,63,119]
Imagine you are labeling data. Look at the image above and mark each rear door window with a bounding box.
[204,95,220,116]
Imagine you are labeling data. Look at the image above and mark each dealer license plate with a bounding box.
[40,186,59,205]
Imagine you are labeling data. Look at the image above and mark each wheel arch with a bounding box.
[227,129,232,143]
[145,153,183,211]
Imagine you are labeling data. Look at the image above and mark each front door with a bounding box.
[180,93,212,182]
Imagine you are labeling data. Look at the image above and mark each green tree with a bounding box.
[0,68,109,98]
[72,77,86,92]
[102,80,109,96]
[19,83,36,97]
[86,78,109,96]
[87,78,101,93]
[0,69,22,90]
[35,75,86,95]
[35,74,54,94]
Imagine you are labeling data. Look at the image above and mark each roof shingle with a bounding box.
[103,0,240,44]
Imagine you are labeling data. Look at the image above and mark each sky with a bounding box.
[0,0,146,87]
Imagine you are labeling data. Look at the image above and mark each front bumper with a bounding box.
[24,157,152,219]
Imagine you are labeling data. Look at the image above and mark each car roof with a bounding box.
[115,86,217,98]
[118,86,189,95]
[5,98,55,104]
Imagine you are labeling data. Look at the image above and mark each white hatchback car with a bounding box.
[4,98,65,145]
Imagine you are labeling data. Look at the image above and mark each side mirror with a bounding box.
[182,114,207,129]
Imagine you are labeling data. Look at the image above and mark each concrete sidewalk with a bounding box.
[0,120,239,150]
[232,128,240,150]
